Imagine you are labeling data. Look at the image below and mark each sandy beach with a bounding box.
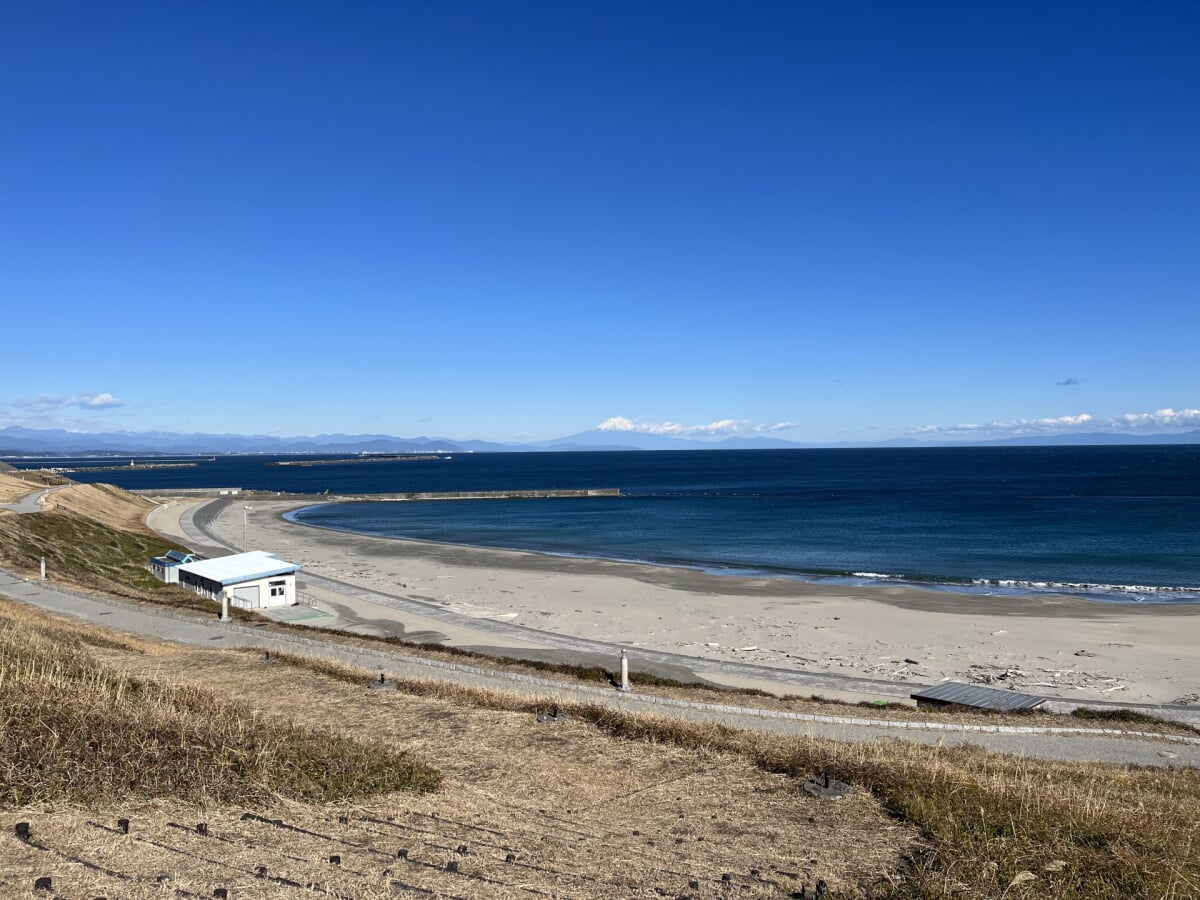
[160,499,1200,707]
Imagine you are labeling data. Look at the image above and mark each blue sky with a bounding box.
[2,1,1197,444]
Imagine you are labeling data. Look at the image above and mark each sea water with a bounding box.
[29,445,1199,603]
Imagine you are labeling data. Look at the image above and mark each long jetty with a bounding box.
[136,487,621,501]
[45,462,199,474]
[341,488,620,501]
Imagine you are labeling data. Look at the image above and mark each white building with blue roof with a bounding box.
[176,550,302,610]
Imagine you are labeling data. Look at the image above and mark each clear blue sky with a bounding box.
[2,1,1197,443]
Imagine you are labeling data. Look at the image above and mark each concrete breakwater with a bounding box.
[138,488,621,501]
[270,455,443,466]
[338,488,621,501]
[44,462,199,474]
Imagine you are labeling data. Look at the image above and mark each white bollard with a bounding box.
[619,649,630,692]
[220,592,230,622]
[40,558,46,581]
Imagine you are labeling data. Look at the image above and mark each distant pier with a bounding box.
[336,488,621,501]
[136,487,621,501]
[45,462,199,474]
[270,455,444,466]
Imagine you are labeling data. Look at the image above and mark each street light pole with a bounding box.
[243,505,253,551]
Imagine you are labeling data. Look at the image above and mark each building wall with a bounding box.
[152,561,181,584]
[177,571,297,609]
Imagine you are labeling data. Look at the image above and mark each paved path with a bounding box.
[0,485,66,514]
[3,567,1199,768]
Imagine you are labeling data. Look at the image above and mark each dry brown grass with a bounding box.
[0,473,41,503]
[44,481,157,533]
[0,599,441,810]
[245,649,1200,899]
[102,644,916,897]
[0,472,69,494]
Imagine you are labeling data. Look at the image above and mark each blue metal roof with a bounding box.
[176,550,301,586]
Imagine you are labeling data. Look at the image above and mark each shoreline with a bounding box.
[284,503,1200,610]
[169,498,1200,706]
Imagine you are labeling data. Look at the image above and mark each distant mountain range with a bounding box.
[1,424,1198,456]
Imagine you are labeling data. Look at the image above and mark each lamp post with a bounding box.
[242,505,253,551]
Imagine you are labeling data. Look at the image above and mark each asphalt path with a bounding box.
[0,485,65,514]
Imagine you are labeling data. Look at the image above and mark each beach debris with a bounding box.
[705,642,720,647]
[735,646,759,652]
[1043,860,1067,873]
[904,658,921,665]
[965,663,1128,693]
[1172,692,1200,705]
[1073,650,1097,657]
[990,630,1007,635]
[863,662,919,680]
[33,877,52,892]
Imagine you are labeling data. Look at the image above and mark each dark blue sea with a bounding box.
[12,446,1200,603]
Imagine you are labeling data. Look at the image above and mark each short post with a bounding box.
[618,649,630,692]
[39,558,46,581]
[220,591,230,622]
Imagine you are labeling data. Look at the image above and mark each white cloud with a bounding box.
[12,391,124,411]
[596,416,795,438]
[1110,408,1200,429]
[911,408,1200,438]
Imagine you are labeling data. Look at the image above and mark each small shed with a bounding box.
[176,550,301,610]
[910,681,1045,712]
[150,549,196,583]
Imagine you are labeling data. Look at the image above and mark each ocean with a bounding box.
[14,446,1200,603]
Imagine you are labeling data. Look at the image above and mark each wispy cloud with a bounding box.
[1056,377,1079,386]
[12,391,124,410]
[911,407,1200,438]
[596,416,795,438]
[1,391,128,432]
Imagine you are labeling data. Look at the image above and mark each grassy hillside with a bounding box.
[0,599,440,807]
[0,509,191,598]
